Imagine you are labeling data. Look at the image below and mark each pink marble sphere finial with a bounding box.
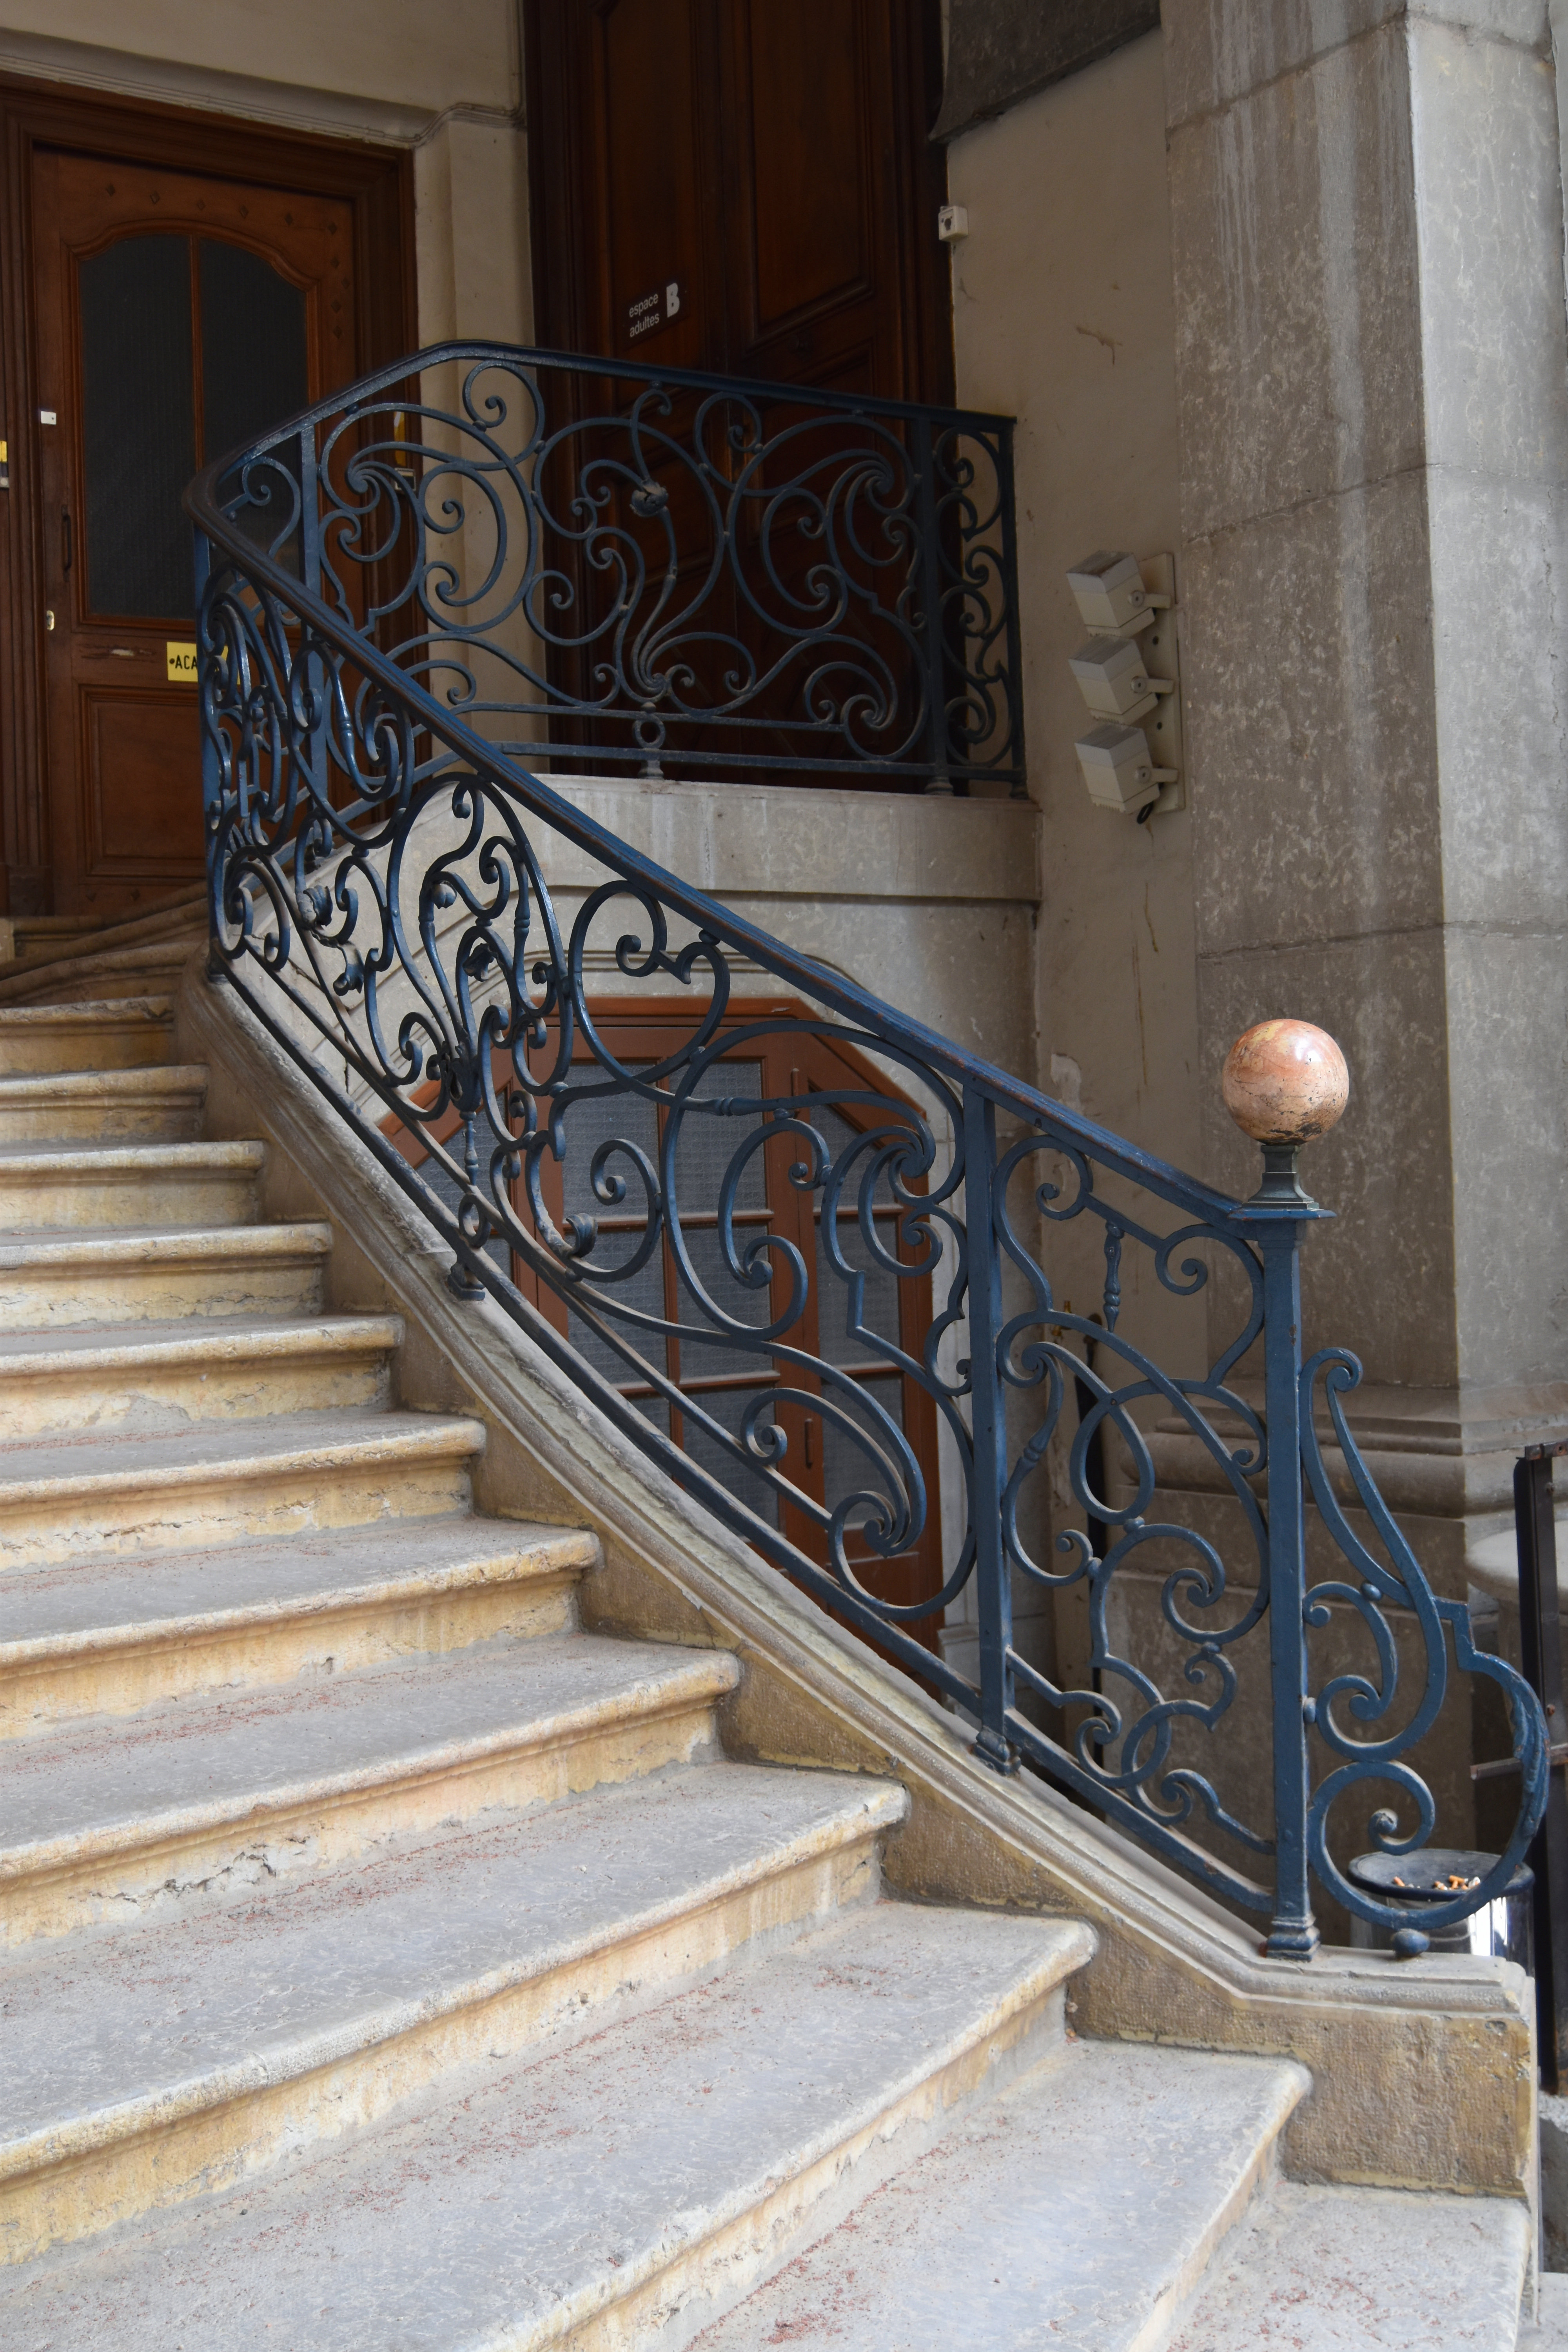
[1222,1019,1349,1146]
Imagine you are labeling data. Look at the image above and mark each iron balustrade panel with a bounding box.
[189,356,1548,1956]
[205,344,1024,794]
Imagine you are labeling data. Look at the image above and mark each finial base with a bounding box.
[1249,1141,1319,1209]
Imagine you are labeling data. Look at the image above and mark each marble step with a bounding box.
[0,1762,906,2262]
[1521,2274,1568,2349]
[0,1899,1092,2346]
[0,1408,484,1572]
[0,932,205,1011]
[0,1512,591,1733]
[0,1630,737,1945]
[0,1312,401,1439]
[0,997,174,1075]
[0,1061,207,1142]
[0,1220,330,1326]
[691,2038,1308,2352]
[0,1139,264,1230]
[1168,2179,1530,2351]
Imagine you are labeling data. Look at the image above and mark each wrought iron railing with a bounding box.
[200,340,1022,794]
[188,347,1546,1959]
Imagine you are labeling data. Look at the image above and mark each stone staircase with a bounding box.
[0,991,1541,2348]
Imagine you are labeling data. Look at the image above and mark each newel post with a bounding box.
[1222,1018,1350,1960]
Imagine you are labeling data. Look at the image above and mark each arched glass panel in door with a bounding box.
[76,232,308,619]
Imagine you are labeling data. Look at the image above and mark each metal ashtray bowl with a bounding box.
[1347,1847,1533,1964]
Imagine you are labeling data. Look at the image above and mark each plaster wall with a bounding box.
[946,31,1203,1382]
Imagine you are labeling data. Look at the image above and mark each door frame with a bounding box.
[0,74,416,916]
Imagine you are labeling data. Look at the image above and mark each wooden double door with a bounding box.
[525,0,950,783]
[1,85,411,920]
[528,0,949,401]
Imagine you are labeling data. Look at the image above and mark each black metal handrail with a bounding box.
[188,345,1546,1959]
[204,340,1023,794]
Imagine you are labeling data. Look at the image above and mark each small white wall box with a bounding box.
[1067,550,1147,632]
[1076,722,1159,814]
[1068,632,1153,720]
[937,203,969,243]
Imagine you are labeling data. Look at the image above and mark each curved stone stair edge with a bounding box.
[0,900,206,1007]
[174,948,1537,2223]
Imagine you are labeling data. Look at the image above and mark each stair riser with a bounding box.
[0,1097,204,1144]
[0,1449,474,1573]
[0,1344,394,1439]
[6,947,202,1011]
[0,1830,886,2263]
[0,1690,727,1947]
[0,1574,579,1737]
[0,1024,175,1077]
[0,1171,258,1230]
[549,1977,1077,2352]
[0,1256,325,1328]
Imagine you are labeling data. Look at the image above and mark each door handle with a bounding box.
[60,507,72,575]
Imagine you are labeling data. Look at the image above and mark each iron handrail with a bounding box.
[187,344,1548,1958]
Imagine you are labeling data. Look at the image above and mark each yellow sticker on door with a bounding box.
[165,641,198,685]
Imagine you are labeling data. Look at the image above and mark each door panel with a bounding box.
[31,148,358,918]
[733,0,875,362]
[526,0,949,789]
[592,0,714,369]
[532,0,947,402]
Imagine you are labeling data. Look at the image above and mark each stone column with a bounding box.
[1163,0,1568,1597]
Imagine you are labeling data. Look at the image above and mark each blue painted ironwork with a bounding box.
[187,346,1547,1958]
[199,341,1023,793]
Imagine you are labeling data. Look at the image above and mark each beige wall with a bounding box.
[0,0,532,347]
[946,31,1201,1378]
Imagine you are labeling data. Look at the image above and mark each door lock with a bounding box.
[44,609,54,632]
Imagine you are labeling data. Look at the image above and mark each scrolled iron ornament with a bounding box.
[187,343,1547,1959]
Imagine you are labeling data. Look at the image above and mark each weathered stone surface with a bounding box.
[1168,2178,1531,2348]
[0,1905,1099,2347]
[1165,0,1548,131]
[1169,23,1422,537]
[692,2042,1308,2352]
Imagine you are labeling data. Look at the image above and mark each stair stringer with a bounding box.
[177,952,1537,2221]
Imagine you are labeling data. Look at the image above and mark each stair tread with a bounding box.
[0,1139,261,1169]
[0,1311,397,1370]
[0,1511,587,1655]
[0,1063,204,1098]
[0,997,173,1026]
[0,1407,483,1497]
[689,2038,1307,2352]
[0,1900,1083,2347]
[0,1631,736,1864]
[1167,2180,1530,2351]
[0,1762,907,2169]
[0,997,172,1025]
[0,1220,328,1263]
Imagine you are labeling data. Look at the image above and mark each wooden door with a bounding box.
[529,0,949,399]
[526,0,949,784]
[29,150,360,920]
